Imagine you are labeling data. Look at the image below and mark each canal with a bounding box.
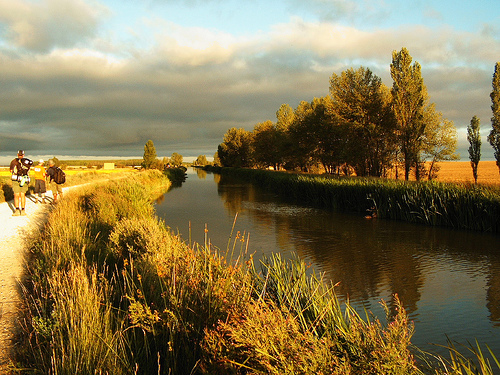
[154,167,500,359]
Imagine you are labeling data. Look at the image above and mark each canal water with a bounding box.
[154,167,500,359]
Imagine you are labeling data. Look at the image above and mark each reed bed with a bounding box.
[15,169,499,374]
[205,167,500,232]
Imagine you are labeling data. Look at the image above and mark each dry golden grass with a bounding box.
[432,161,500,185]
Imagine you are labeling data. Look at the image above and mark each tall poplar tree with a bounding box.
[390,48,427,180]
[488,62,500,173]
[142,139,157,169]
[467,115,481,184]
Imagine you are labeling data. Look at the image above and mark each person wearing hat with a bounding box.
[32,159,47,204]
[9,150,34,216]
[46,158,63,203]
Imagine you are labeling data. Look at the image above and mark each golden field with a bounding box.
[431,161,500,185]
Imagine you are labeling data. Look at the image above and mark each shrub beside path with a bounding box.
[0,192,58,372]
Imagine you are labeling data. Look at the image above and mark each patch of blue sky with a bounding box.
[102,0,292,37]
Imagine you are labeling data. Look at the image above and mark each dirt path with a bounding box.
[0,193,55,372]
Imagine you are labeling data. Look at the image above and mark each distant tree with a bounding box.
[488,62,500,173]
[162,157,169,168]
[194,155,208,166]
[170,152,183,167]
[142,140,157,169]
[217,127,253,167]
[213,151,221,167]
[276,103,295,132]
[422,105,459,180]
[390,48,427,180]
[153,158,165,170]
[467,115,481,184]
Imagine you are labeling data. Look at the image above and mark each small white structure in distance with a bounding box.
[103,163,115,170]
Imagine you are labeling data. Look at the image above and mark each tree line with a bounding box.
[216,47,482,181]
[142,139,211,170]
[142,139,184,169]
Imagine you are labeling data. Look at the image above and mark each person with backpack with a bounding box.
[46,159,65,203]
[32,159,48,204]
[10,150,33,216]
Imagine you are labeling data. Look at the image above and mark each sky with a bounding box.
[0,0,499,164]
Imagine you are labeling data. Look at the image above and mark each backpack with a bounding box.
[53,167,66,184]
[13,158,33,176]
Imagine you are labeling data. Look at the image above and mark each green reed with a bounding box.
[205,166,500,232]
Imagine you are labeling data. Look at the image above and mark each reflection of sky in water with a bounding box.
[155,168,500,358]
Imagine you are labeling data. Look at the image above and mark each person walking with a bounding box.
[10,150,33,216]
[46,159,64,203]
[32,159,47,204]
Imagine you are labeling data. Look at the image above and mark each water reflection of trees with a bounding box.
[195,168,208,179]
[215,173,500,323]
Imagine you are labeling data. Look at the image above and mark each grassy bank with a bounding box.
[204,166,500,233]
[15,169,498,374]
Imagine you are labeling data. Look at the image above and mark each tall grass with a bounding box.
[205,166,500,232]
[15,168,499,374]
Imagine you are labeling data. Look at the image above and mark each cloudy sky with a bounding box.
[0,0,499,163]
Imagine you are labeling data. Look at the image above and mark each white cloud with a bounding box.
[0,0,109,52]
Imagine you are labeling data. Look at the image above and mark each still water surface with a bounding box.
[155,168,500,358]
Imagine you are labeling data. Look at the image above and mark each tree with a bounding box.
[213,151,221,167]
[275,104,295,168]
[252,120,281,169]
[162,157,169,168]
[467,115,481,184]
[51,156,61,168]
[170,152,183,167]
[488,62,500,173]
[329,66,396,176]
[217,127,253,167]
[142,140,157,169]
[390,48,427,180]
[422,106,459,180]
[287,100,318,171]
[194,155,208,166]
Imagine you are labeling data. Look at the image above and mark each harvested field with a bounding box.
[430,161,500,185]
